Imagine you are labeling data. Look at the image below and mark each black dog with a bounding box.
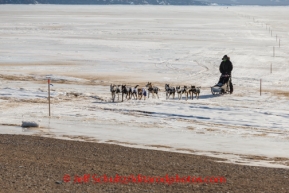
[188,86,201,100]
[165,84,176,99]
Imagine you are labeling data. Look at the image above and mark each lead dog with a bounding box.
[110,84,121,102]
[110,84,119,102]
[146,82,160,99]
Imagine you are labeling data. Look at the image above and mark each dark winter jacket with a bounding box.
[219,60,233,75]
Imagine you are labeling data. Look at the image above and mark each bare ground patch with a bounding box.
[240,155,289,164]
[241,155,269,161]
[61,135,99,142]
[0,61,75,67]
[205,128,218,132]
[0,123,19,127]
[0,72,164,88]
[186,126,195,130]
[252,133,268,137]
[264,89,289,98]
[105,140,137,146]
[175,148,196,153]
[0,74,37,82]
[146,144,172,149]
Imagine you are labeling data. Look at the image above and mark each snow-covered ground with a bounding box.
[1,5,289,168]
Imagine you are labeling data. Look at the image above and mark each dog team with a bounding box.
[110,82,200,102]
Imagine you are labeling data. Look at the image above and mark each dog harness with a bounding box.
[142,88,147,96]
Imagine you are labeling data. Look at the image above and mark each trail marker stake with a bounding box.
[48,79,51,117]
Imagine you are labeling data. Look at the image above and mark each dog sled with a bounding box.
[211,74,232,95]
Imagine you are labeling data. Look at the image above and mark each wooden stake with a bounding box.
[48,79,51,117]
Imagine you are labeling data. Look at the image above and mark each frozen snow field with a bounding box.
[1,5,289,168]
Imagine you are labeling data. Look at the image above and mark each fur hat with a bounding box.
[222,55,228,60]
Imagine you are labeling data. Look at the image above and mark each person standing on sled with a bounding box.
[218,55,233,94]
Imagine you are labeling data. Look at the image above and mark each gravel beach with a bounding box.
[0,134,288,193]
